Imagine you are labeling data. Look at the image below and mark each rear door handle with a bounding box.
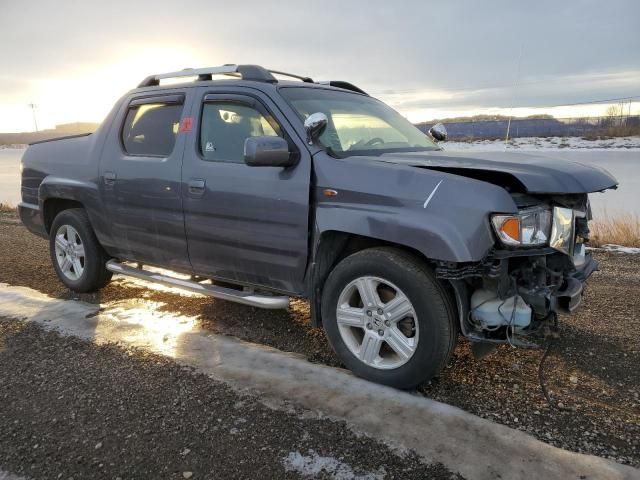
[188,179,206,197]
[103,171,117,186]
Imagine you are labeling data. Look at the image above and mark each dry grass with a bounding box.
[0,203,16,213]
[590,214,640,248]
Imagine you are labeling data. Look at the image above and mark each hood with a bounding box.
[369,150,618,194]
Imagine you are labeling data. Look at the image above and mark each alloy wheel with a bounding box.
[54,224,85,281]
[336,276,419,369]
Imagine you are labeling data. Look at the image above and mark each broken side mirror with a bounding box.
[304,112,328,145]
[428,123,448,142]
[244,136,295,167]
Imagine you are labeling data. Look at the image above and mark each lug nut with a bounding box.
[377,308,383,315]
[378,329,384,336]
[366,323,373,330]
[366,310,373,317]
[384,320,390,327]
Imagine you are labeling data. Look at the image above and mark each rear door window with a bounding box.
[121,96,184,156]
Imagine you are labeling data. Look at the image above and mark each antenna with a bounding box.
[28,103,39,132]
[504,43,524,149]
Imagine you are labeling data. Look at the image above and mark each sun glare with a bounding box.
[96,299,199,358]
[21,45,211,131]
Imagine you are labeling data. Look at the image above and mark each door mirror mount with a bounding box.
[428,123,448,142]
[304,112,328,145]
[244,136,295,167]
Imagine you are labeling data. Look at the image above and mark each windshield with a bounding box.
[280,87,438,157]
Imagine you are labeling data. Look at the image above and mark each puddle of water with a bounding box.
[97,299,198,356]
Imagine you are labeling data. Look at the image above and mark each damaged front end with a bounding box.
[438,193,597,349]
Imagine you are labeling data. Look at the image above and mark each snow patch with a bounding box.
[0,469,29,480]
[283,450,385,480]
[599,244,640,254]
[443,136,640,151]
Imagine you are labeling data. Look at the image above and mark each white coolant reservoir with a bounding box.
[470,289,532,330]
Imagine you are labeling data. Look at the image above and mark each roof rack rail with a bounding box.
[268,70,314,83]
[317,81,367,95]
[137,64,278,88]
[136,64,368,95]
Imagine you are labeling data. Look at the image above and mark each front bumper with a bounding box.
[439,247,597,345]
[554,252,597,313]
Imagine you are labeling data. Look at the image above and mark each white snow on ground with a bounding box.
[596,244,640,254]
[0,283,638,480]
[283,450,385,480]
[0,469,28,480]
[444,136,640,151]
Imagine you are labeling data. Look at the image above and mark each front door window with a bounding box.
[200,102,281,163]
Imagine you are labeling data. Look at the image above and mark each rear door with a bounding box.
[99,90,192,270]
[181,88,312,293]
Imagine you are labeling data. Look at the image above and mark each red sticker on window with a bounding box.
[179,117,193,132]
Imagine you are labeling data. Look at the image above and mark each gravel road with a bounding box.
[1,210,638,471]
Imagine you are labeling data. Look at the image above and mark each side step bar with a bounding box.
[105,260,289,310]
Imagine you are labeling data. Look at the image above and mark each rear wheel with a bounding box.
[321,247,456,389]
[49,208,112,292]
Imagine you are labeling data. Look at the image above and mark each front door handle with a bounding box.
[188,179,206,197]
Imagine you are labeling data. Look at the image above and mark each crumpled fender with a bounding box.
[312,153,518,262]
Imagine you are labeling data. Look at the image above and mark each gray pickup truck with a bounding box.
[19,64,617,388]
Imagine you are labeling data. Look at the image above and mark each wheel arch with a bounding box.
[43,198,85,234]
[308,229,457,328]
[38,175,102,236]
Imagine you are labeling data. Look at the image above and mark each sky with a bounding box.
[0,0,639,132]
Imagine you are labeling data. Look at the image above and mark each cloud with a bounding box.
[0,0,638,129]
[382,69,640,111]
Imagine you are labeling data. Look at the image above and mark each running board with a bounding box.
[105,260,289,310]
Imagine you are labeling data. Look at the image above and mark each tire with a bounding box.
[49,208,112,293]
[321,247,457,389]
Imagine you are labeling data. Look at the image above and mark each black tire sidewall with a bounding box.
[322,248,454,389]
[49,209,107,293]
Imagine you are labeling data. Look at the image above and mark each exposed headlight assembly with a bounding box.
[491,206,552,247]
[549,206,575,255]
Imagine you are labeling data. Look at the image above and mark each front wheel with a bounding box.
[321,247,457,389]
[49,208,112,293]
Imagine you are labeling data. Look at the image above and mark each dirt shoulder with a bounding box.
[1,212,638,467]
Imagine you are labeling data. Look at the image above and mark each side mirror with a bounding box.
[428,123,448,142]
[304,112,328,145]
[244,136,294,167]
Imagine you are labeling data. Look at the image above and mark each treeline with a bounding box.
[415,114,554,129]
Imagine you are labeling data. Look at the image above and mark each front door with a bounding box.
[99,90,191,270]
[181,89,312,293]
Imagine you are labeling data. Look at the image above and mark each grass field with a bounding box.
[590,214,640,248]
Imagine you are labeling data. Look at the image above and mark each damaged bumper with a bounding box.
[436,192,604,347]
[438,244,598,346]
[554,252,597,312]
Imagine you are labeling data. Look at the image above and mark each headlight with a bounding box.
[491,206,552,247]
[549,206,575,255]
